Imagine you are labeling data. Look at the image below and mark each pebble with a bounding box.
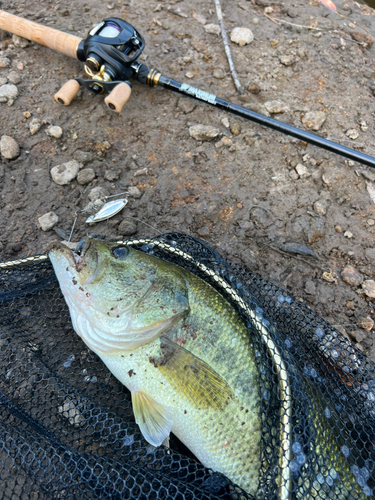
[38,211,59,231]
[362,280,375,298]
[344,230,353,238]
[198,226,210,237]
[215,137,232,148]
[313,200,327,215]
[247,83,261,94]
[0,135,20,160]
[264,100,287,114]
[348,330,366,343]
[295,163,310,179]
[204,24,221,35]
[341,265,363,286]
[0,57,10,68]
[335,225,342,233]
[346,129,359,140]
[128,186,142,199]
[0,77,7,86]
[364,248,375,261]
[367,219,375,226]
[73,150,94,165]
[7,71,21,85]
[230,122,241,136]
[230,27,254,46]
[212,68,226,79]
[51,160,81,186]
[278,55,296,66]
[0,84,18,106]
[301,111,326,131]
[177,98,196,114]
[118,219,137,236]
[104,169,120,181]
[185,71,195,79]
[221,117,230,128]
[88,186,107,201]
[12,35,29,48]
[304,280,316,295]
[77,168,95,185]
[46,125,63,139]
[264,6,274,13]
[358,316,374,332]
[29,118,42,135]
[189,124,220,141]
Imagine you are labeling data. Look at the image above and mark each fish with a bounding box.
[48,237,262,495]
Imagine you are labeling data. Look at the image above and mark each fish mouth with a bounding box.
[47,238,103,283]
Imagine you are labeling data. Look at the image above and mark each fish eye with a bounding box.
[112,246,129,259]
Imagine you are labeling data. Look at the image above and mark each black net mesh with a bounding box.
[0,233,374,500]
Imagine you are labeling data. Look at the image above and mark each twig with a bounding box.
[264,13,324,31]
[213,0,244,95]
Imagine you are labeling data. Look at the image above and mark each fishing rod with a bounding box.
[1,10,374,168]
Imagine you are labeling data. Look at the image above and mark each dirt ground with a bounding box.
[0,0,374,359]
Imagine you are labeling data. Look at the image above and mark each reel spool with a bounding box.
[54,18,144,113]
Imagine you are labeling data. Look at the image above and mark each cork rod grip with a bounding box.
[54,80,80,106]
[0,10,82,59]
[104,83,132,113]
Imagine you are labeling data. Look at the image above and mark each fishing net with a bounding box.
[0,232,374,500]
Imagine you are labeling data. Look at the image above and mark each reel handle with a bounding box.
[0,10,82,59]
[104,82,132,113]
[54,80,80,106]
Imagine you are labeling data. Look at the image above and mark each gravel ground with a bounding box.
[0,0,374,359]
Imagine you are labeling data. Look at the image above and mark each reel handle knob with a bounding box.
[104,82,131,113]
[54,80,80,106]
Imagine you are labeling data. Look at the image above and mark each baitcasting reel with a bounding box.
[55,18,148,112]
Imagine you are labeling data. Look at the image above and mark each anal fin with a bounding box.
[131,391,173,447]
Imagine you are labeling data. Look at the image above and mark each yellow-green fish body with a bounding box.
[48,238,262,494]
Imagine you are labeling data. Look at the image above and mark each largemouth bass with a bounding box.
[48,237,262,494]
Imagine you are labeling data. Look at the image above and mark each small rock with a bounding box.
[103,140,111,150]
[364,248,375,262]
[362,280,375,298]
[221,117,230,128]
[88,186,107,201]
[198,226,210,237]
[358,316,374,332]
[367,219,375,226]
[301,111,326,131]
[230,27,254,46]
[264,100,287,114]
[134,168,148,177]
[348,330,366,343]
[128,186,142,199]
[7,71,21,84]
[335,225,342,233]
[73,150,94,165]
[51,160,81,186]
[346,129,359,140]
[118,219,137,236]
[344,230,353,239]
[0,77,7,86]
[46,125,63,139]
[185,71,195,79]
[295,163,310,179]
[11,242,22,253]
[12,35,29,48]
[341,265,363,286]
[177,98,196,114]
[189,124,220,141]
[204,24,221,35]
[0,84,18,105]
[313,201,327,215]
[289,170,299,180]
[83,199,105,214]
[215,137,232,148]
[350,32,374,48]
[264,6,274,13]
[77,168,95,185]
[29,118,41,135]
[38,211,59,231]
[305,280,316,295]
[247,83,261,94]
[230,122,241,136]
[278,55,296,66]
[104,169,120,181]
[0,135,20,159]
[24,111,31,118]
[213,68,226,79]
[0,57,10,68]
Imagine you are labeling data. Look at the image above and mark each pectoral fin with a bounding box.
[150,336,233,410]
[131,390,173,447]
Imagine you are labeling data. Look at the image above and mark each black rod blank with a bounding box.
[157,74,375,169]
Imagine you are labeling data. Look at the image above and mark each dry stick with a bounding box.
[264,14,324,30]
[213,0,244,95]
